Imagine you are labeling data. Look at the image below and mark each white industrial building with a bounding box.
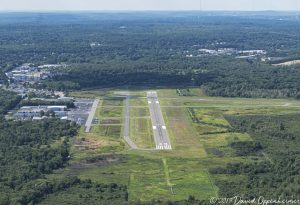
[14,105,67,119]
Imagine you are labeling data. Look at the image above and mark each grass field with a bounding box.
[65,88,300,202]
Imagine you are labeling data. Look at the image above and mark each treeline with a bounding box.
[0,71,7,83]
[20,99,75,108]
[4,177,128,205]
[0,118,79,203]
[210,114,300,198]
[202,61,300,99]
[1,13,300,98]
[0,89,21,115]
[33,81,80,92]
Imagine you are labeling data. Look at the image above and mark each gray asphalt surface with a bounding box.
[67,99,94,125]
[85,99,99,132]
[147,91,172,150]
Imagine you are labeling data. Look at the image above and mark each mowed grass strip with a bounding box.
[130,107,150,118]
[130,117,154,149]
[100,118,122,125]
[69,89,111,98]
[102,98,124,106]
[99,106,123,118]
[130,97,148,107]
[93,125,122,139]
[162,106,207,158]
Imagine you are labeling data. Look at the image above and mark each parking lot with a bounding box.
[67,98,94,125]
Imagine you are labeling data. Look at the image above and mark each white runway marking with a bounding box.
[147,91,172,150]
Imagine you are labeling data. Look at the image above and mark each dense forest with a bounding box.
[0,119,79,204]
[1,12,300,98]
[1,12,300,204]
[0,89,21,115]
[19,99,75,109]
[211,114,300,198]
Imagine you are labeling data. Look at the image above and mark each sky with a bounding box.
[0,0,299,11]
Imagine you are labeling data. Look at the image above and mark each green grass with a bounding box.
[93,125,122,139]
[76,154,168,201]
[69,89,111,98]
[99,107,123,118]
[130,97,148,107]
[157,88,205,98]
[164,158,217,200]
[77,154,218,202]
[191,108,231,127]
[130,107,150,118]
[102,98,124,106]
[130,117,154,149]
[161,106,207,158]
[63,88,300,203]
[100,118,122,125]
[194,124,228,135]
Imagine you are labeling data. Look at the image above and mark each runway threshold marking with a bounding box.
[147,91,172,150]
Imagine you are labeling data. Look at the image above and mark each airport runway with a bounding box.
[147,91,172,150]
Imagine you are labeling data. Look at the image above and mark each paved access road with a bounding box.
[147,91,172,150]
[85,99,99,132]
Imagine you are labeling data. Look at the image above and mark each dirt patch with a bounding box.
[74,137,103,150]
[273,60,300,66]
[85,155,123,165]
[67,155,126,176]
[205,148,224,157]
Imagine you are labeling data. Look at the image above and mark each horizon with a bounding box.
[0,0,299,12]
[1,10,300,13]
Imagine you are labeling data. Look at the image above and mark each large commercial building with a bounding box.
[14,106,67,119]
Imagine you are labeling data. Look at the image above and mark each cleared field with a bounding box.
[75,154,217,202]
[188,108,231,127]
[76,155,167,200]
[100,118,122,125]
[166,158,218,200]
[65,88,300,202]
[102,98,124,106]
[69,89,112,98]
[130,117,154,149]
[129,104,152,148]
[93,125,122,139]
[162,106,207,158]
[157,88,205,98]
[70,128,124,161]
[99,106,123,118]
[273,60,300,66]
[130,97,148,107]
[130,107,150,118]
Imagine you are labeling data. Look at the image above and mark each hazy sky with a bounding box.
[0,0,299,11]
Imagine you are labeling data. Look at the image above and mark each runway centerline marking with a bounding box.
[147,91,172,150]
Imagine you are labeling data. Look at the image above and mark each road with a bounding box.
[123,95,138,149]
[147,91,172,150]
[85,99,99,132]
